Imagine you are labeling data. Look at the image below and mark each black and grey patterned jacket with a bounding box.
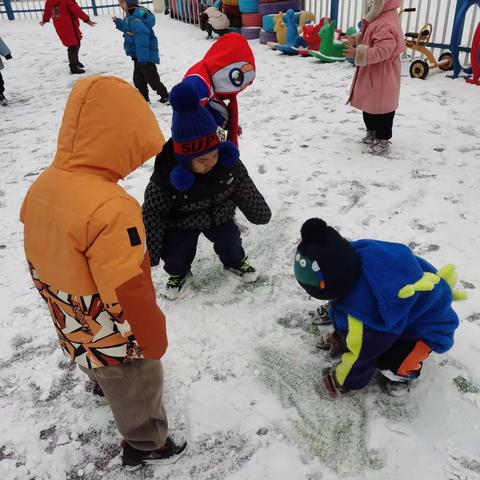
[143,139,271,266]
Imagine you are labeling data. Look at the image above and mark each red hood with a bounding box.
[185,33,256,98]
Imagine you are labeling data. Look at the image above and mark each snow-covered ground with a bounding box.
[1,16,480,480]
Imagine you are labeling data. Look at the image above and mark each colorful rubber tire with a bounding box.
[222,0,239,6]
[229,17,242,27]
[259,28,278,44]
[242,13,262,26]
[262,14,275,31]
[241,26,261,39]
[222,3,240,16]
[258,0,301,15]
[239,0,259,13]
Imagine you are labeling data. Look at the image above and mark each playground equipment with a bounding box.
[397,7,453,79]
[309,19,346,62]
[273,11,286,44]
[295,17,329,57]
[466,22,480,84]
[298,11,315,31]
[302,22,321,51]
[405,22,453,79]
[450,0,480,78]
[267,10,314,52]
[272,8,307,54]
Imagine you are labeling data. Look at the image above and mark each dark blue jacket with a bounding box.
[115,7,159,64]
[330,240,460,390]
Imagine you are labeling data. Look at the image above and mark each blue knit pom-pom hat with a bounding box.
[170,81,239,191]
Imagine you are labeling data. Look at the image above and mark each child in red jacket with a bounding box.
[40,0,96,74]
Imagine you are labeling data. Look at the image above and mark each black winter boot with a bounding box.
[69,63,85,75]
[122,437,187,470]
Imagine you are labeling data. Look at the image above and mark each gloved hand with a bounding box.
[311,303,332,326]
[5,54,12,60]
[314,367,349,400]
[316,331,344,359]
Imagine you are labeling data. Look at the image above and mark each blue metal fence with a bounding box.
[0,0,153,20]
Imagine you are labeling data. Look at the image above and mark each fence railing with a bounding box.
[169,0,212,24]
[0,0,153,20]
[303,0,479,64]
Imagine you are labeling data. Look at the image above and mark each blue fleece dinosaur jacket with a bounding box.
[330,239,459,390]
[115,7,159,64]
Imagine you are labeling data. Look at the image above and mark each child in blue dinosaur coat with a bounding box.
[294,218,466,398]
[113,0,169,103]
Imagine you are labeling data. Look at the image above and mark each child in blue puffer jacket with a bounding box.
[294,218,467,398]
[113,0,169,103]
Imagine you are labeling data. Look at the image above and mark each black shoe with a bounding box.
[69,63,85,74]
[0,94,7,106]
[77,61,85,69]
[224,258,259,283]
[122,437,187,471]
[165,271,193,300]
[159,95,170,104]
[164,7,169,14]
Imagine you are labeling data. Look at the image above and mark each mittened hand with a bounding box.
[5,54,12,60]
[314,367,348,400]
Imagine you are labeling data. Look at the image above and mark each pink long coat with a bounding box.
[348,0,405,114]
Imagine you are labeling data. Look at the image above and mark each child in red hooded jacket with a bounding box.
[40,0,96,74]
[183,33,256,147]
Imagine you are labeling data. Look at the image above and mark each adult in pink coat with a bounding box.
[345,0,405,155]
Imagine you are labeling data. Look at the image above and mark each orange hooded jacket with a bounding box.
[20,76,167,369]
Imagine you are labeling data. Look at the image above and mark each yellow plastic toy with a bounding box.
[274,11,286,45]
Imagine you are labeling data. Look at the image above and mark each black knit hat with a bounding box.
[294,218,362,300]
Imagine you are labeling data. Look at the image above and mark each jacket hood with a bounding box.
[53,76,164,181]
[130,6,155,27]
[366,0,402,22]
[338,240,439,331]
[186,33,256,97]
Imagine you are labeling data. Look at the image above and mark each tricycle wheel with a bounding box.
[410,59,430,79]
[438,52,453,71]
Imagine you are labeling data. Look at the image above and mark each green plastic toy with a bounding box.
[309,19,346,63]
